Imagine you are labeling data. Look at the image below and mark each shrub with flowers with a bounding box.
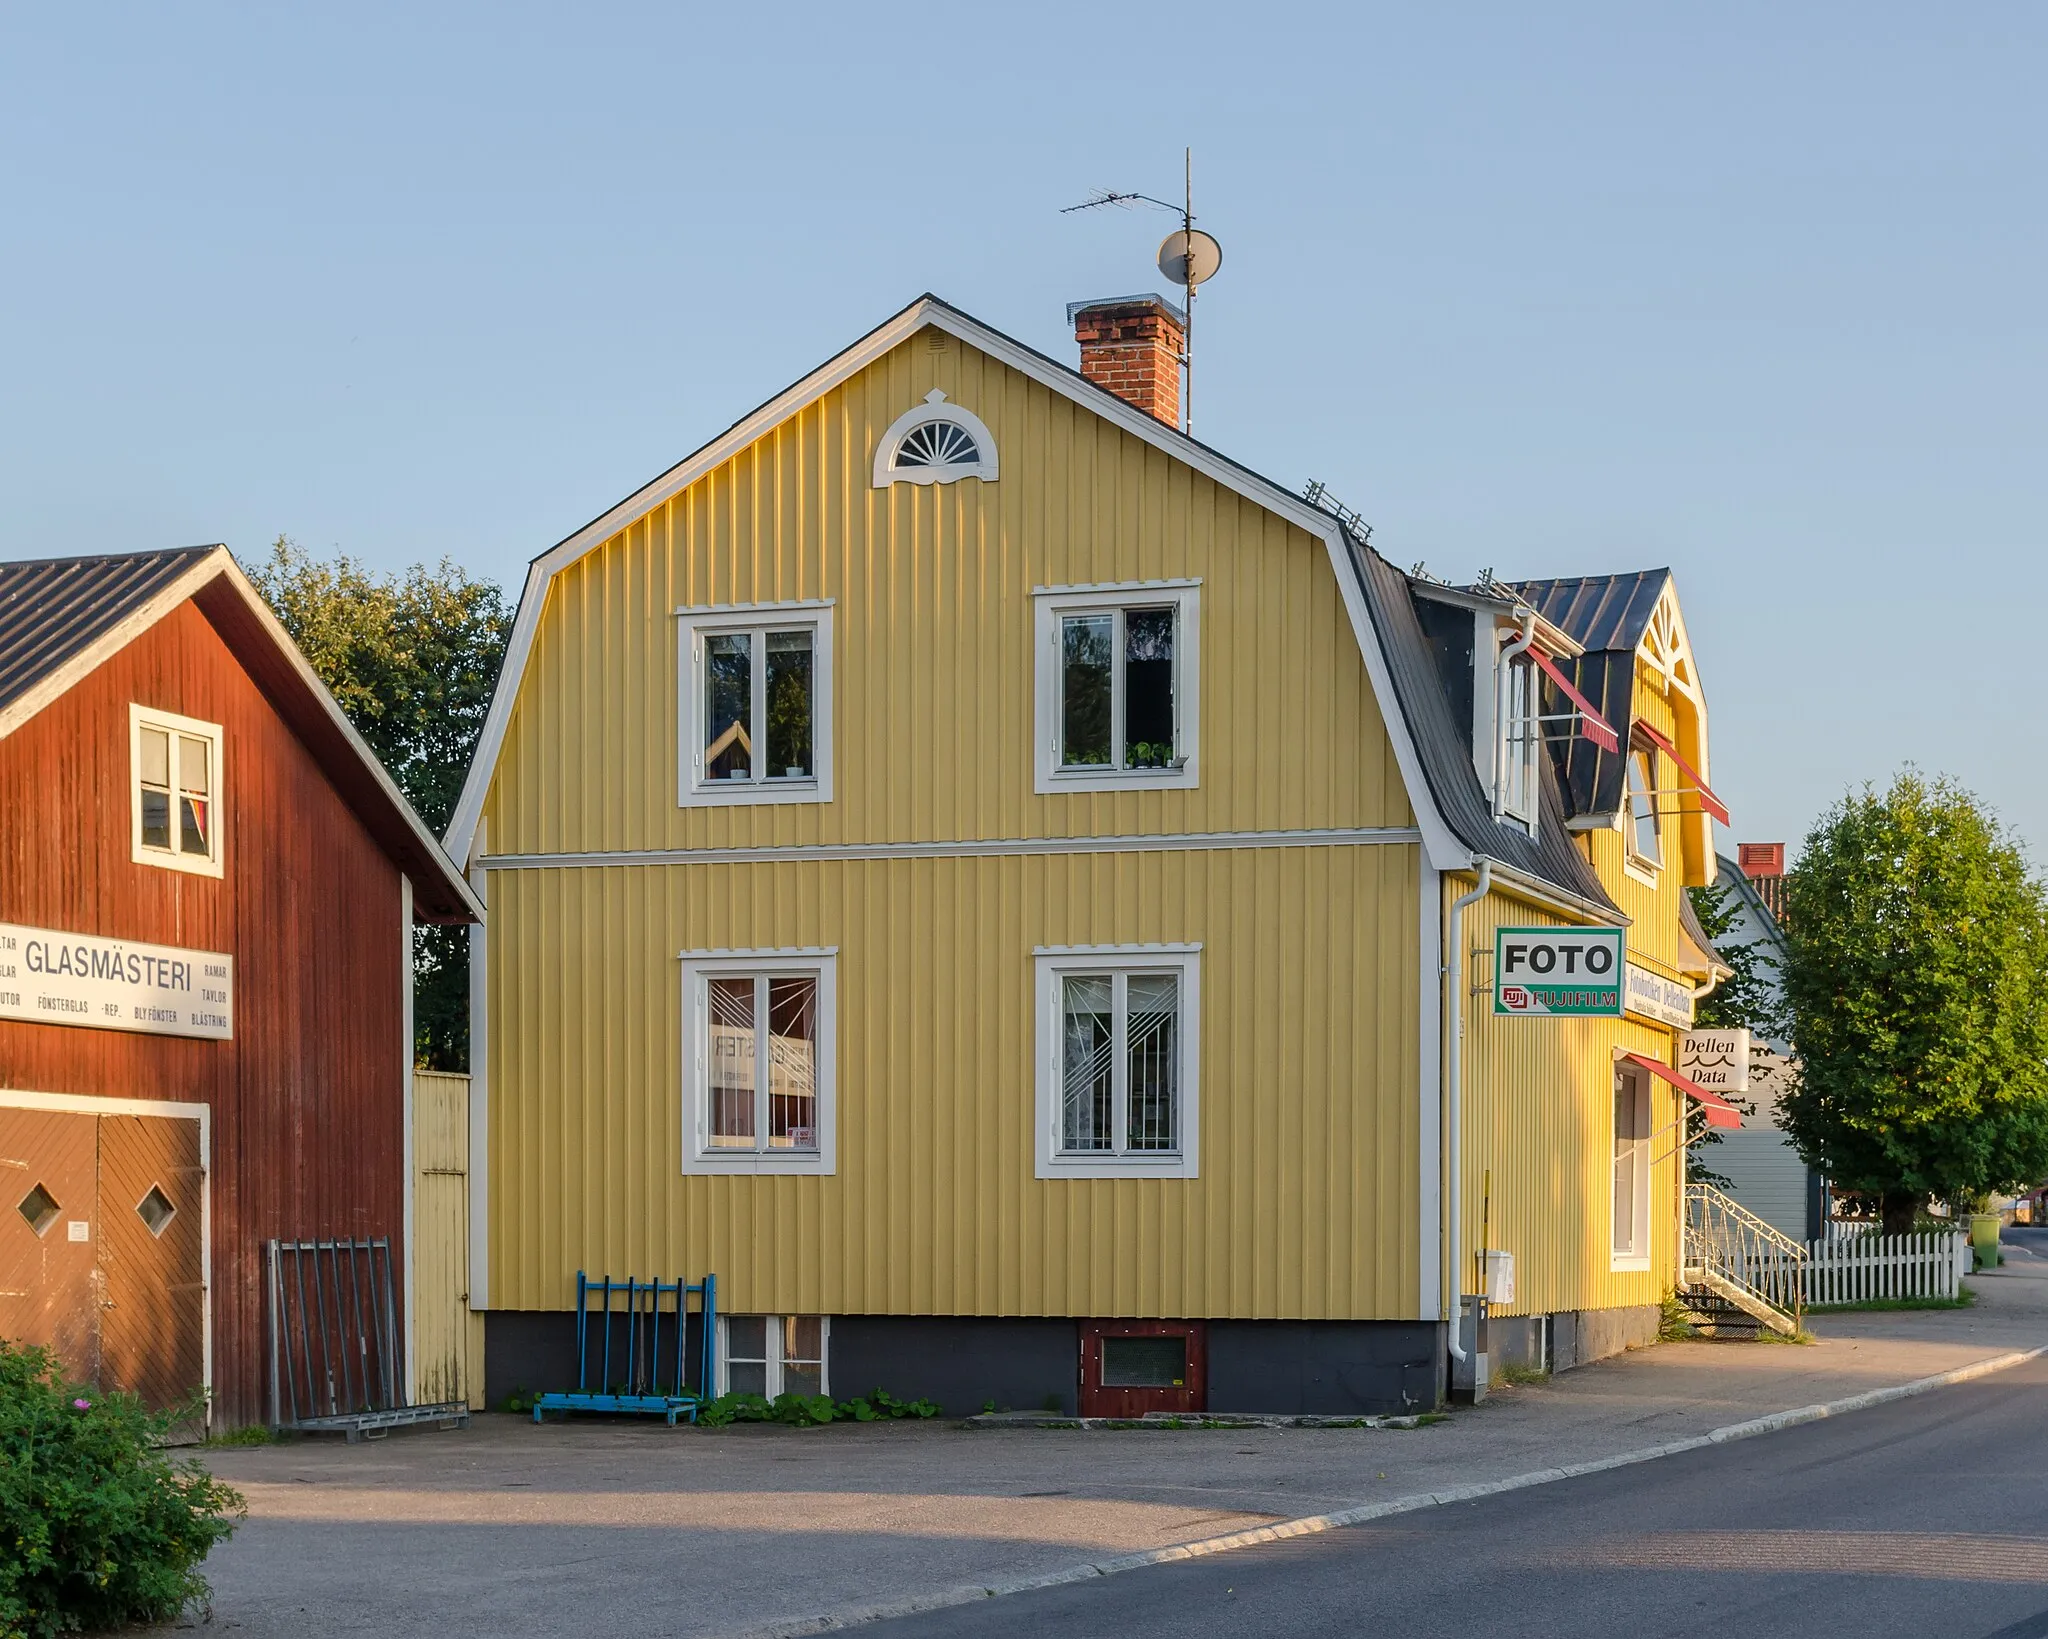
[0,1340,243,1639]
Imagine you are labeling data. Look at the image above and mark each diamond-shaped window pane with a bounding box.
[18,1184,60,1236]
[136,1185,176,1237]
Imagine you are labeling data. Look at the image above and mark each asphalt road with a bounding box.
[871,1349,2048,1639]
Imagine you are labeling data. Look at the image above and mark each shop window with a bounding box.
[1033,583,1200,793]
[130,705,223,877]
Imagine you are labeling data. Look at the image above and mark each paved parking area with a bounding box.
[166,1252,2048,1638]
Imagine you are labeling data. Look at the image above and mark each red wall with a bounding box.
[0,601,406,1427]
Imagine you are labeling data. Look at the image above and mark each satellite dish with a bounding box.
[1157,228,1223,288]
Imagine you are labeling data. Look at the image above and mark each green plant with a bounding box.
[496,1386,538,1415]
[200,1425,274,1448]
[1659,1294,1697,1341]
[1494,1363,1550,1387]
[694,1386,939,1429]
[0,1340,244,1639]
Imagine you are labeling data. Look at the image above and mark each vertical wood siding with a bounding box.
[484,333,1413,858]
[413,1071,481,1407]
[1454,883,1681,1317]
[0,602,407,1427]
[484,845,1421,1320]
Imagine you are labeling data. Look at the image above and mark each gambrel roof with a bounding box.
[446,294,1644,924]
[0,545,481,922]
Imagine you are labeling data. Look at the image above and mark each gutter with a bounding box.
[1443,861,1493,1364]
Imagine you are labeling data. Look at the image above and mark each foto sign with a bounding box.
[0,921,233,1041]
[1494,926,1625,1016]
[1678,1028,1750,1094]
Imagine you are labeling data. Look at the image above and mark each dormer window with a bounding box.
[1626,746,1663,873]
[872,390,999,487]
[1496,652,1541,833]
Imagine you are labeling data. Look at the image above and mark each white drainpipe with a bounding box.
[1444,859,1493,1362]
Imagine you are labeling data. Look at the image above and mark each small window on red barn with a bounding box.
[130,706,223,878]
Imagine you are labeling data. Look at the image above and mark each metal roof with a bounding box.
[1344,531,1622,918]
[1513,571,1671,656]
[0,546,220,715]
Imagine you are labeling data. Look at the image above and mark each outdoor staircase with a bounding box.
[1680,1182,1805,1338]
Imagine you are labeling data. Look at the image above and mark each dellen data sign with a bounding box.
[0,921,233,1041]
[1494,926,1625,1016]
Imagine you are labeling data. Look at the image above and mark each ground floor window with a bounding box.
[717,1314,829,1400]
[1612,1062,1651,1269]
[1034,946,1201,1179]
[681,950,837,1174]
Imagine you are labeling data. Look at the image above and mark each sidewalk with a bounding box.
[168,1257,2048,1639]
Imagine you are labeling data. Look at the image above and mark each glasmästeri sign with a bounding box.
[0,922,233,1041]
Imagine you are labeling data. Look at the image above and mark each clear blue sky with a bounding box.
[4,5,2041,861]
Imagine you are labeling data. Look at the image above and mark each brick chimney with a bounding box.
[1739,841,1787,921]
[1069,294,1186,427]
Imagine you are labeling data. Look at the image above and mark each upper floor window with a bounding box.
[1035,945,1201,1180]
[681,949,837,1175]
[1033,582,1200,794]
[677,603,834,808]
[871,390,999,487]
[1626,746,1662,874]
[1496,652,1540,832]
[130,705,223,878]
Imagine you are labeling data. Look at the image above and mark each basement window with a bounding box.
[1035,946,1201,1179]
[676,603,834,807]
[717,1315,830,1399]
[681,950,836,1174]
[1033,584,1200,793]
[131,706,223,877]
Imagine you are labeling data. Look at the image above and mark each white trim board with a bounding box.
[481,827,1424,872]
[0,1088,214,1412]
[441,293,1470,879]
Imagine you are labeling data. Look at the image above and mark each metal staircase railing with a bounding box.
[1683,1182,1806,1334]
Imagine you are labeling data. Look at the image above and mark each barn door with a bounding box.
[98,1115,206,1414]
[0,1107,101,1385]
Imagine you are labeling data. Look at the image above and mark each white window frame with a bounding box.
[129,704,224,879]
[676,601,834,808]
[1034,944,1201,1179]
[1496,651,1540,834]
[1611,1061,1652,1271]
[715,1314,832,1398]
[680,948,837,1175]
[1033,582,1200,795]
[1624,744,1662,884]
[871,390,999,487]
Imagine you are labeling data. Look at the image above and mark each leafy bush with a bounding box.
[0,1340,243,1639]
[695,1386,941,1428]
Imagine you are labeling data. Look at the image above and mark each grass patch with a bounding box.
[1807,1290,1976,1314]
[201,1425,274,1448]
[1752,1327,1817,1345]
[1658,1295,1697,1341]
[1494,1363,1551,1387]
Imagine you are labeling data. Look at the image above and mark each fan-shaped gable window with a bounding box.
[872,390,999,488]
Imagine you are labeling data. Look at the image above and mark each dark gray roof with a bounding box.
[1344,531,1621,917]
[1678,885,1729,974]
[1514,571,1670,654]
[0,547,220,715]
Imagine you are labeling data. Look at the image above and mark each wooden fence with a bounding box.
[1801,1231,1969,1305]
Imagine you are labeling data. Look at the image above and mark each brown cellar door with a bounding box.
[0,1107,102,1385]
[98,1115,206,1414]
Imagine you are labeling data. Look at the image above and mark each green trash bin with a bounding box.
[1969,1213,2002,1270]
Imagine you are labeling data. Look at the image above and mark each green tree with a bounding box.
[1682,877,1781,1185]
[249,537,509,1070]
[1778,772,2048,1236]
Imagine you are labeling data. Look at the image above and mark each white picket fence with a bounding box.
[1800,1231,1970,1305]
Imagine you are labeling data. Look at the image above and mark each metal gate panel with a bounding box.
[97,1114,205,1414]
[0,1107,101,1385]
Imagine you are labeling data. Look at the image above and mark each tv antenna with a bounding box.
[1062,148,1222,437]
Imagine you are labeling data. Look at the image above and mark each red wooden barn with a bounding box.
[0,546,479,1429]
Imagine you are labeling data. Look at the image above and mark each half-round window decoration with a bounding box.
[872,390,1000,488]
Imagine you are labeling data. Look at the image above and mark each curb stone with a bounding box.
[720,1345,2046,1639]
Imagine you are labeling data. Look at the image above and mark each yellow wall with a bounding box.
[1454,881,1682,1318]
[479,329,1425,1321]
[483,847,1422,1319]
[413,1070,484,1408]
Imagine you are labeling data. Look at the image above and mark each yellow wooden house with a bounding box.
[445,292,1733,1413]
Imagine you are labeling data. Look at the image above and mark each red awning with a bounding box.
[1527,648,1620,753]
[1634,722,1731,825]
[1623,1051,1741,1129]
